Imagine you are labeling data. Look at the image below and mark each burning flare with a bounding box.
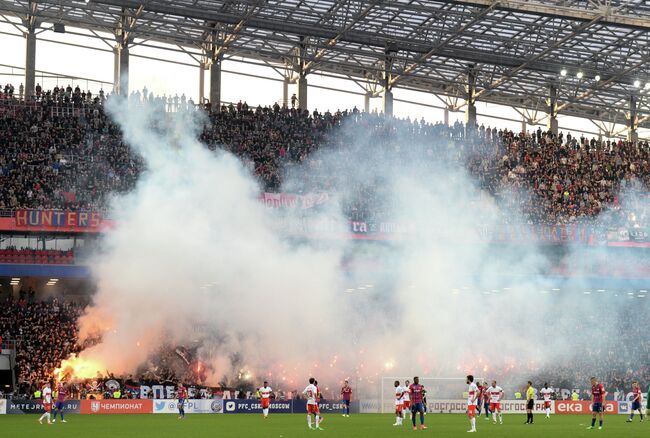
[53,354,105,382]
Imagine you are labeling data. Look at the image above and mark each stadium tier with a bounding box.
[0,85,649,227]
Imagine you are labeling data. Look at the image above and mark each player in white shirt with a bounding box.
[467,375,478,433]
[488,380,504,424]
[540,383,554,418]
[402,379,411,420]
[303,378,323,430]
[467,375,479,432]
[259,381,272,418]
[38,383,52,425]
[393,381,405,426]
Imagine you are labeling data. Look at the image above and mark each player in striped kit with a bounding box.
[393,380,405,426]
[408,377,427,430]
[488,380,504,424]
[627,381,644,423]
[38,383,52,425]
[177,384,188,419]
[303,378,324,430]
[587,377,606,430]
[540,383,554,419]
[259,381,273,418]
[402,379,411,420]
[466,375,478,433]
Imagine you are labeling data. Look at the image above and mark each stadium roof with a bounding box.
[1,0,650,130]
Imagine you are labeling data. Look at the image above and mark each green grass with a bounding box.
[1,413,646,437]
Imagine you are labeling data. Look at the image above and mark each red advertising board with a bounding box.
[555,401,617,415]
[0,216,113,234]
[80,399,152,414]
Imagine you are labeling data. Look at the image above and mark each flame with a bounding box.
[53,355,105,382]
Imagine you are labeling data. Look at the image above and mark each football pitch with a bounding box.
[1,413,646,437]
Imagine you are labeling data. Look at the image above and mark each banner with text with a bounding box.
[80,399,152,414]
[223,399,293,414]
[554,400,618,415]
[5,210,113,233]
[260,192,329,210]
[221,399,359,414]
[481,223,595,245]
[153,399,223,414]
[426,400,553,415]
[6,399,80,414]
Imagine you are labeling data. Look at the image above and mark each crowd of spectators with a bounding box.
[1,82,649,228]
[0,296,648,401]
[0,298,84,398]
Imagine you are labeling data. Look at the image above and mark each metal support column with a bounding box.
[210,55,221,111]
[119,44,129,95]
[547,84,559,136]
[628,94,638,143]
[24,27,36,99]
[382,49,394,116]
[465,65,477,134]
[282,78,289,107]
[296,37,308,110]
[114,12,130,96]
[199,61,206,104]
[113,46,120,93]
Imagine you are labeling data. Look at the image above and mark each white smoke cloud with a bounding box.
[76,103,647,399]
[78,100,358,389]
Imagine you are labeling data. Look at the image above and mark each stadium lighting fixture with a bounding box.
[594,75,601,82]
[583,291,591,295]
[576,72,583,79]
[645,83,650,90]
[560,69,567,77]
[634,80,641,87]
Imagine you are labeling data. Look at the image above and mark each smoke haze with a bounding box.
[76,102,646,398]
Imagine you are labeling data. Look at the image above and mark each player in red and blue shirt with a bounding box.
[52,385,67,423]
[588,377,606,430]
[627,381,644,422]
[340,380,352,417]
[409,377,427,430]
[177,384,188,419]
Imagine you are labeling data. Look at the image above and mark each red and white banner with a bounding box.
[80,399,153,414]
[555,401,618,415]
[260,192,329,210]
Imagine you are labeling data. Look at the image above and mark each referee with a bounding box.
[524,381,535,424]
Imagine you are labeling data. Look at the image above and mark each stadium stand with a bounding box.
[0,84,649,398]
[1,83,649,227]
